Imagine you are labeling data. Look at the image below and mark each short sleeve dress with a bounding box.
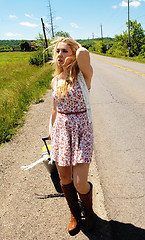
[51,71,93,166]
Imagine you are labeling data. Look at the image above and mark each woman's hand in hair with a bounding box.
[63,55,76,67]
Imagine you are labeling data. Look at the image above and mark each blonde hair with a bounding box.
[52,37,80,98]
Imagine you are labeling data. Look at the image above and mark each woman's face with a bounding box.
[56,42,74,67]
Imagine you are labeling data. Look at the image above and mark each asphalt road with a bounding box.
[90,53,145,240]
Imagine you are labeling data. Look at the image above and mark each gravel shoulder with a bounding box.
[0,90,111,240]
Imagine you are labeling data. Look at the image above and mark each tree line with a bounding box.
[0,40,20,47]
[1,20,145,60]
[0,40,37,52]
[79,20,145,59]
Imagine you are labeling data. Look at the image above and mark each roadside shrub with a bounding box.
[29,50,49,66]
[139,45,145,58]
[107,41,128,57]
[90,41,107,54]
[0,46,13,52]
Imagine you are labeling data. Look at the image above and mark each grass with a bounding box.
[106,53,145,64]
[0,52,53,144]
[121,55,145,64]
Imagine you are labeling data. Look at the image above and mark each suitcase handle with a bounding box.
[42,137,50,155]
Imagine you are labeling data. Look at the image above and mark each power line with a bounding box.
[135,14,145,21]
[108,23,126,36]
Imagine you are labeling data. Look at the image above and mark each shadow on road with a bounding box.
[34,192,64,199]
[110,219,145,240]
[81,214,145,240]
[34,192,145,239]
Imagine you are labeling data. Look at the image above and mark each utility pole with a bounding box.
[41,18,48,48]
[128,0,131,57]
[48,0,54,38]
[101,24,103,42]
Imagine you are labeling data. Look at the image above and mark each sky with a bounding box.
[0,0,145,40]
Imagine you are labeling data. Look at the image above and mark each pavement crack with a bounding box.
[113,194,145,200]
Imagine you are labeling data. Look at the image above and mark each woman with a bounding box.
[49,37,94,236]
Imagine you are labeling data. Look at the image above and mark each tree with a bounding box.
[55,31,70,38]
[20,40,31,51]
[128,20,145,56]
[90,40,108,54]
[107,32,128,57]
[35,33,45,50]
[107,20,145,57]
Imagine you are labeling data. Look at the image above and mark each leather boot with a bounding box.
[78,182,94,231]
[61,182,81,236]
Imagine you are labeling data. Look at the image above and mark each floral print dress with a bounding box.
[51,71,93,166]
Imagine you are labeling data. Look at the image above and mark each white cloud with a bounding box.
[9,15,17,19]
[112,5,117,9]
[120,1,141,7]
[20,22,39,27]
[25,13,39,21]
[25,13,32,18]
[70,22,79,28]
[119,1,127,7]
[5,32,21,37]
[55,17,62,20]
[130,1,141,6]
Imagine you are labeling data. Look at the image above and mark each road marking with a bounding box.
[92,55,145,77]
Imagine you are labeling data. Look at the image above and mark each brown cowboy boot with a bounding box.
[78,182,95,231]
[61,182,81,236]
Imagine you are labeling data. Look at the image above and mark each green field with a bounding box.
[0,52,53,144]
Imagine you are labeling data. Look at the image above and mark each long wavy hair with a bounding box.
[52,37,80,98]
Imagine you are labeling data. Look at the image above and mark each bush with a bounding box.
[90,41,107,54]
[29,50,49,66]
[0,45,13,52]
[139,45,145,58]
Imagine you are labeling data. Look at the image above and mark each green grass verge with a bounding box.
[91,50,145,64]
[0,52,54,144]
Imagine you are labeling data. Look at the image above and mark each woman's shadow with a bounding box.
[81,213,145,240]
[35,170,145,240]
[49,174,145,240]
[35,189,145,240]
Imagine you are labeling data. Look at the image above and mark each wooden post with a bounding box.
[41,18,48,48]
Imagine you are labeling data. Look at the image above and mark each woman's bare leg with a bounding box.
[73,163,90,194]
[55,162,72,185]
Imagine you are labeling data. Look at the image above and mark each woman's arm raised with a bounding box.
[76,47,93,89]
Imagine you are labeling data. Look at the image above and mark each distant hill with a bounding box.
[0,40,21,47]
[0,40,35,48]
[0,38,114,48]
[77,37,114,43]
